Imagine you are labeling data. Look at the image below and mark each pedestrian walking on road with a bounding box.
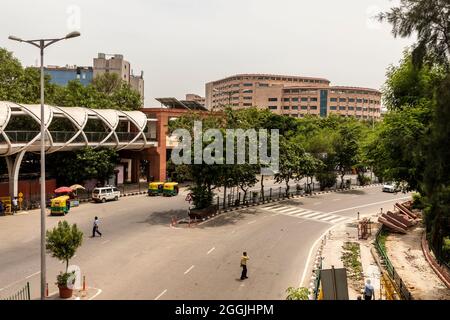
[240,252,249,280]
[364,279,375,300]
[12,197,18,214]
[92,216,102,237]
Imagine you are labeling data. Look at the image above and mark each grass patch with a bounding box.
[341,242,363,282]
[377,229,389,252]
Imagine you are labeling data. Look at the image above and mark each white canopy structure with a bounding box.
[0,101,158,197]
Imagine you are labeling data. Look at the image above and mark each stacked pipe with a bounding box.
[378,201,419,234]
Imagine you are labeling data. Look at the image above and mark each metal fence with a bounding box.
[1,282,30,300]
[214,180,356,212]
[374,227,412,300]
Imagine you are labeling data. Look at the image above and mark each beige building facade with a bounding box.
[205,74,381,119]
[185,93,206,106]
[94,53,144,105]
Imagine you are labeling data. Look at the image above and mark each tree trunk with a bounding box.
[285,179,290,197]
[260,175,265,200]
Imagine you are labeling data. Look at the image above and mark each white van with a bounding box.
[92,186,120,203]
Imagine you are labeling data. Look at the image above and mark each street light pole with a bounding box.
[8,31,80,300]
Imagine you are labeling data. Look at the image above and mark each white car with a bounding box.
[382,182,400,193]
[92,186,120,203]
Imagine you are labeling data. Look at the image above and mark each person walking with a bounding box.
[364,279,375,300]
[12,197,18,214]
[240,252,249,280]
[92,216,102,237]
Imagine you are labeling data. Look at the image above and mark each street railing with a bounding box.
[374,226,412,300]
[0,282,30,300]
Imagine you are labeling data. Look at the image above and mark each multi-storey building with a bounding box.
[44,65,93,86]
[205,74,381,119]
[185,93,206,106]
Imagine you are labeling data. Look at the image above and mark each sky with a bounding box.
[0,0,414,107]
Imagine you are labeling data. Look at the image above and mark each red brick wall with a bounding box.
[0,179,57,200]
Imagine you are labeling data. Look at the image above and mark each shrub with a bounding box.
[316,172,337,191]
[286,287,310,300]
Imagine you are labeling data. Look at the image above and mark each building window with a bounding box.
[243,96,252,100]
[348,106,354,111]
[283,98,290,102]
[310,106,318,110]
[330,106,337,110]
[243,90,253,93]
[243,83,253,87]
[292,98,299,102]
[243,103,252,106]
[356,107,362,111]
[348,98,355,102]
[301,106,308,110]
[339,98,346,102]
[258,83,269,87]
[283,106,290,110]
[364,99,369,103]
[292,106,298,110]
[268,98,278,102]
[330,98,337,102]
[339,106,346,110]
[310,97,318,102]
[301,98,308,102]
[357,99,363,103]
[268,106,278,110]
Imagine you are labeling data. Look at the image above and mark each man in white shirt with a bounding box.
[12,197,18,214]
[92,216,102,237]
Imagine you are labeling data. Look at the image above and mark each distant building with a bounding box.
[44,53,145,106]
[205,74,382,120]
[44,65,93,86]
[93,53,144,105]
[185,94,205,106]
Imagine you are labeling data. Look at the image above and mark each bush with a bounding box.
[316,172,337,191]
[412,193,425,209]
[357,174,372,186]
[56,271,76,287]
[286,287,310,300]
[189,185,213,209]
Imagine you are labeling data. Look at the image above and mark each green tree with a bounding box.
[379,0,450,68]
[46,221,83,273]
[286,287,310,300]
[275,138,304,196]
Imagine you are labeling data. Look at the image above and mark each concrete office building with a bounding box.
[205,74,382,119]
[185,93,206,106]
[44,65,93,86]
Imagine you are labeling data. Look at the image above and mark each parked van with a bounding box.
[92,186,120,203]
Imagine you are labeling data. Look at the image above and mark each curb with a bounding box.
[421,233,450,289]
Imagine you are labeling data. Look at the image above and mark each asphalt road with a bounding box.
[0,184,410,300]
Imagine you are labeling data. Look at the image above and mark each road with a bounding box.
[0,184,410,300]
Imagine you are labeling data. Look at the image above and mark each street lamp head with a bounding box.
[65,31,81,39]
[8,35,23,42]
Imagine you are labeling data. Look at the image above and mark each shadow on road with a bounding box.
[199,208,259,228]
[341,189,366,195]
[140,209,188,226]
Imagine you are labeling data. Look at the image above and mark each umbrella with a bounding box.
[54,186,73,194]
[70,184,86,190]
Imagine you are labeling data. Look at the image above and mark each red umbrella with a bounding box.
[54,186,73,194]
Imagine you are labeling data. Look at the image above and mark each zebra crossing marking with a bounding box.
[260,204,349,224]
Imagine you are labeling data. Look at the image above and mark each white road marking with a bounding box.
[89,288,103,300]
[154,289,167,300]
[332,198,340,201]
[272,206,291,212]
[320,215,339,221]
[328,217,348,224]
[312,213,331,220]
[293,210,314,216]
[207,247,215,255]
[326,196,410,215]
[184,265,195,275]
[101,240,110,245]
[25,271,41,279]
[279,207,303,214]
[247,220,256,225]
[302,212,324,219]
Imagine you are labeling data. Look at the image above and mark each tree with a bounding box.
[47,147,119,186]
[275,138,304,196]
[379,0,450,68]
[286,287,310,300]
[333,121,362,188]
[46,221,83,273]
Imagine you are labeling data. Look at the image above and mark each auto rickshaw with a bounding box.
[148,182,164,196]
[163,182,179,197]
[50,195,71,216]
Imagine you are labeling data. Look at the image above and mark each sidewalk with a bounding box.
[320,212,381,300]
[385,225,450,300]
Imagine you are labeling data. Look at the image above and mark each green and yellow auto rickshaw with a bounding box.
[163,182,179,197]
[148,182,165,196]
[50,195,71,216]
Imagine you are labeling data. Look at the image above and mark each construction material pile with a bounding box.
[378,201,420,234]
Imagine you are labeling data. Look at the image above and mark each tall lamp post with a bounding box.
[8,31,81,300]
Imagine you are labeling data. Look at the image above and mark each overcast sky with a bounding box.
[1,0,413,106]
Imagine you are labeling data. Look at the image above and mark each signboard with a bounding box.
[321,267,349,300]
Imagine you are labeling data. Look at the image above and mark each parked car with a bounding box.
[92,186,120,203]
[382,182,401,193]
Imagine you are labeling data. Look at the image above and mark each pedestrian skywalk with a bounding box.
[259,203,349,224]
